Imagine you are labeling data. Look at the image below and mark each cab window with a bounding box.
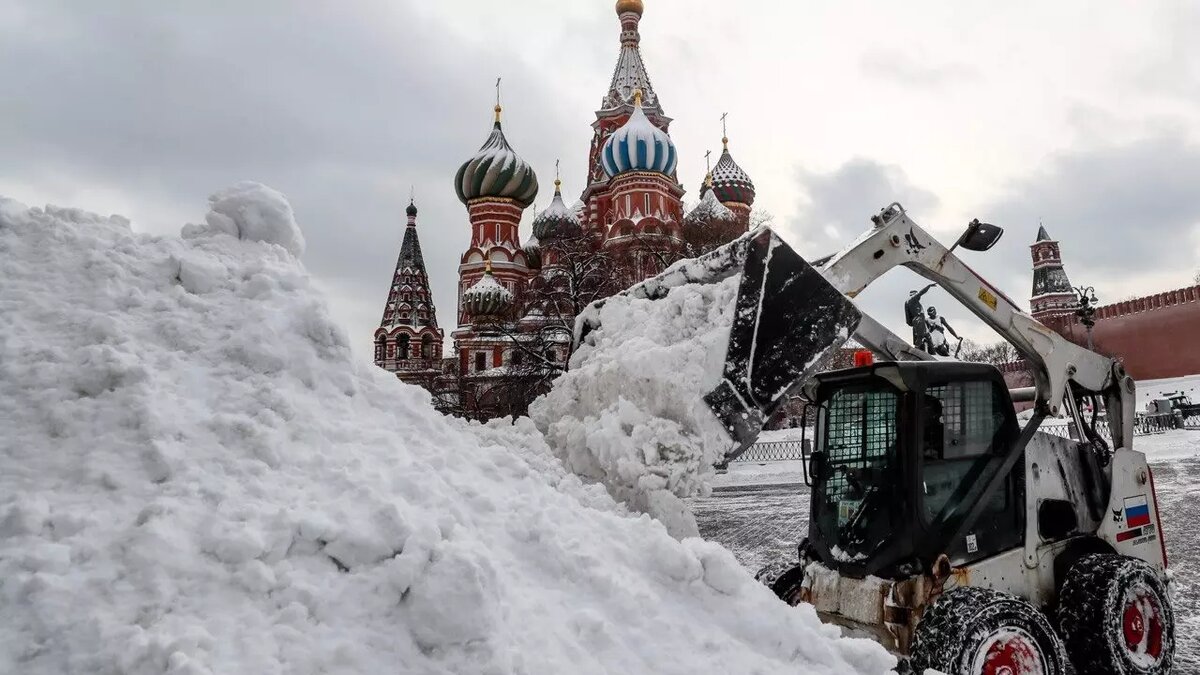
[921,379,1021,560]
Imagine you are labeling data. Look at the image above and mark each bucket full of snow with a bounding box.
[532,228,859,538]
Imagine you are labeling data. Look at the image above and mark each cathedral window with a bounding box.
[475,352,487,372]
[422,334,434,360]
[644,193,651,214]
[398,335,410,360]
[512,350,524,367]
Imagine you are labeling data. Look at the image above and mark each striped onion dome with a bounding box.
[454,105,539,207]
[532,179,582,240]
[523,233,542,270]
[462,260,514,319]
[711,138,755,206]
[601,90,677,178]
[686,175,735,227]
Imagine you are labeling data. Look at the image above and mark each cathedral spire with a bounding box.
[602,0,661,113]
[380,197,438,331]
[374,195,445,383]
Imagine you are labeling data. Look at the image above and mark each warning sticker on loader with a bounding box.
[978,286,998,311]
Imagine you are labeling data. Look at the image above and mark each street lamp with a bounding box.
[1074,285,1098,350]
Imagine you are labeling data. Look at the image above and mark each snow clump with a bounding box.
[0,190,894,674]
[531,264,740,538]
[182,181,306,257]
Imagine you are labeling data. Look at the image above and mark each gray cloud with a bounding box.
[788,157,940,255]
[983,133,1200,276]
[0,0,579,356]
[796,135,1200,347]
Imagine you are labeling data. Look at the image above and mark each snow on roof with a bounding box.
[0,190,892,674]
[685,188,735,225]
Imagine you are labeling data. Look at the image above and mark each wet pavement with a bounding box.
[691,452,1200,672]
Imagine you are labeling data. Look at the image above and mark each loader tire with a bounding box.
[910,586,1072,675]
[1057,553,1174,675]
[754,559,806,606]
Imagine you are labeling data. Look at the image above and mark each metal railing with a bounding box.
[732,440,809,463]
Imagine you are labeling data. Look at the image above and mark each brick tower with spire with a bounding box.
[373,198,445,389]
[1029,225,1077,321]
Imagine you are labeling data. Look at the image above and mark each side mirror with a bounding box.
[808,449,826,485]
[955,219,1004,252]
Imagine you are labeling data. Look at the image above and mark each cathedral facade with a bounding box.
[375,0,757,417]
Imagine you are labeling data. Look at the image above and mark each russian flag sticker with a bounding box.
[1124,495,1151,528]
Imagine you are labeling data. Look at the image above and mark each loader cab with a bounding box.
[806,361,1024,579]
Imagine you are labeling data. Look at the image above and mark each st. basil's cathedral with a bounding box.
[373,0,758,416]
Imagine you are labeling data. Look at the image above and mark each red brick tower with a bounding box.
[1029,225,1077,321]
[452,103,539,378]
[373,199,445,389]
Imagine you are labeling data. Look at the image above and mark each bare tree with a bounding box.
[959,339,1020,365]
[469,232,623,417]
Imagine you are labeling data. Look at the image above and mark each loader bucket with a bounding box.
[703,228,862,461]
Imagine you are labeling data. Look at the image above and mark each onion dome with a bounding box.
[532,178,582,240]
[686,175,735,227]
[615,0,643,15]
[462,259,515,320]
[711,137,755,206]
[523,234,543,271]
[454,105,539,207]
[601,90,677,178]
[405,199,418,218]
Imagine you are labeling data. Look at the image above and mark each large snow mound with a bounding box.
[0,193,893,674]
[530,270,738,538]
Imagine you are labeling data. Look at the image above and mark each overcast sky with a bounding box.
[3,0,1198,357]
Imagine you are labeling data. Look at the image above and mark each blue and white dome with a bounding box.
[601,90,677,178]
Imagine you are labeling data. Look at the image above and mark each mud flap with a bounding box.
[703,229,862,462]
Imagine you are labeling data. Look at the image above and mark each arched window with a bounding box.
[397,334,410,360]
[422,334,434,360]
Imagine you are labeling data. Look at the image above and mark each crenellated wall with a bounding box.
[1042,284,1200,380]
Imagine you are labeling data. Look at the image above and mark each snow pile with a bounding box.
[181,181,305,256]
[530,270,739,538]
[0,192,893,674]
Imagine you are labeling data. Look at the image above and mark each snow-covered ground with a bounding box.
[0,190,895,674]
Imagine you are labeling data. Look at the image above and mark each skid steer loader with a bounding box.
[577,204,1175,674]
